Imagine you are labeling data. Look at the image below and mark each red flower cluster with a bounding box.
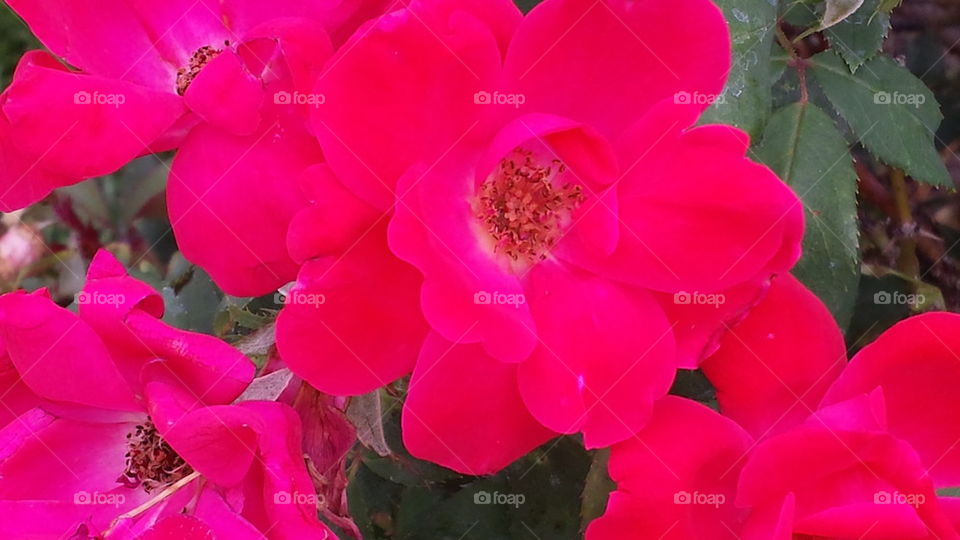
[0,0,950,538]
[0,251,334,537]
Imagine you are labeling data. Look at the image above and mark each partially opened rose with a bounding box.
[276,0,803,474]
[0,251,335,539]
[736,392,957,539]
[588,394,959,539]
[591,277,960,539]
[585,396,754,539]
[726,290,960,539]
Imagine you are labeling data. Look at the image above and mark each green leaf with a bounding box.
[0,4,39,86]
[349,392,591,539]
[59,181,111,231]
[809,51,952,187]
[698,0,778,138]
[878,0,902,13]
[114,155,169,226]
[781,1,820,29]
[846,271,943,351]
[161,266,224,333]
[361,456,427,488]
[753,102,860,328]
[347,465,400,539]
[938,487,960,498]
[824,0,890,73]
[231,322,276,370]
[346,390,392,457]
[580,449,615,530]
[796,0,864,40]
[513,0,543,13]
[669,369,716,405]
[821,0,865,29]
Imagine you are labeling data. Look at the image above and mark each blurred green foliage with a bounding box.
[346,390,599,539]
[0,5,37,87]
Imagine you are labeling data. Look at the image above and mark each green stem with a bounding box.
[775,24,809,103]
[890,168,920,279]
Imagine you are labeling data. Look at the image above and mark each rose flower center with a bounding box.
[176,45,222,95]
[474,148,585,266]
[120,419,193,493]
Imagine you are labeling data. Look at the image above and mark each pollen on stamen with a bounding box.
[119,419,193,493]
[474,148,585,265]
[176,45,222,96]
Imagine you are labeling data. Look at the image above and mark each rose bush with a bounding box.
[0,0,955,537]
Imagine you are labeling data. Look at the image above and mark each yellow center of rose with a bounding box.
[474,149,585,265]
[176,45,223,95]
[120,419,193,493]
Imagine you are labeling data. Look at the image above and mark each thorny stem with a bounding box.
[775,23,809,103]
[890,168,921,279]
[775,23,798,58]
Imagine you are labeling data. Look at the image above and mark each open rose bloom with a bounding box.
[276,0,802,474]
[0,251,335,539]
